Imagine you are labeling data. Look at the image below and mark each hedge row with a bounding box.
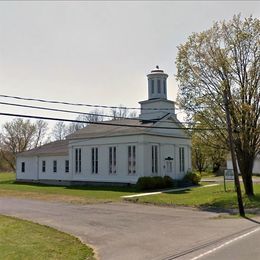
[136,176,174,190]
[136,172,201,191]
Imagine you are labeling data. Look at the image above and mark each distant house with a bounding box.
[16,67,192,185]
[226,153,260,175]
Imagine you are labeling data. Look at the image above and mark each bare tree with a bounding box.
[67,109,105,134]
[111,105,137,120]
[83,109,104,122]
[51,109,105,140]
[33,120,49,147]
[0,118,48,171]
[111,106,128,119]
[51,121,70,141]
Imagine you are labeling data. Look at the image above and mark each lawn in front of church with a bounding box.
[1,172,259,213]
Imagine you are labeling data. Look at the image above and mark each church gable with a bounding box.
[147,115,190,139]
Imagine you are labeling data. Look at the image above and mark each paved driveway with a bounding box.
[0,198,259,260]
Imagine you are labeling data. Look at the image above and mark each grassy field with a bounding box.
[0,172,137,204]
[126,183,260,211]
[1,173,259,212]
[0,215,95,260]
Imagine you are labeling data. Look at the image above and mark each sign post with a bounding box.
[224,169,234,192]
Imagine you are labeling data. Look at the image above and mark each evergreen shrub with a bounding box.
[183,171,201,185]
[136,176,174,190]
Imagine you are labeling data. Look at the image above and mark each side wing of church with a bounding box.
[16,67,192,185]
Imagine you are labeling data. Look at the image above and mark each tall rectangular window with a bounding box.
[109,146,116,174]
[152,145,158,174]
[75,148,81,173]
[163,80,166,94]
[92,147,98,174]
[179,147,185,172]
[42,161,46,173]
[65,160,69,173]
[21,162,25,173]
[157,79,161,93]
[53,160,57,173]
[128,145,136,174]
[151,80,154,94]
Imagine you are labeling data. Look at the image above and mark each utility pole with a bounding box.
[223,89,245,217]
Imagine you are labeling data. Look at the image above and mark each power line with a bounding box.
[0,112,217,131]
[0,101,110,118]
[0,101,193,124]
[0,94,181,111]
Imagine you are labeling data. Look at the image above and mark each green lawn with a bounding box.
[0,215,95,260]
[0,172,138,204]
[125,183,260,211]
[1,173,260,212]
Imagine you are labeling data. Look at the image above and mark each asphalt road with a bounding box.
[192,227,260,260]
[0,198,259,260]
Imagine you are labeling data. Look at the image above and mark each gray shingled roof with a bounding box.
[66,119,154,140]
[17,117,184,156]
[17,140,69,157]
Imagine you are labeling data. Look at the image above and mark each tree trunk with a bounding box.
[0,150,16,172]
[236,152,255,196]
[242,173,254,196]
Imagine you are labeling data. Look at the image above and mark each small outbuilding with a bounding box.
[226,153,260,176]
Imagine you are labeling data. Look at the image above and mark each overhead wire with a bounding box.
[0,112,218,131]
[0,94,182,111]
[0,101,194,125]
[0,94,224,131]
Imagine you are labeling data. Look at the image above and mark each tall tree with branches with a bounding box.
[51,121,70,141]
[0,118,49,171]
[111,105,137,120]
[176,15,259,196]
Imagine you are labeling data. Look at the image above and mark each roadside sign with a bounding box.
[224,169,234,180]
[224,169,234,192]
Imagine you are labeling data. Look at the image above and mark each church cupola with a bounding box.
[139,66,175,121]
[147,66,168,100]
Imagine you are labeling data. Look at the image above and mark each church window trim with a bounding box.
[179,147,185,173]
[53,160,57,173]
[152,145,159,174]
[92,147,98,174]
[42,160,46,173]
[65,160,69,173]
[109,146,117,174]
[128,145,136,175]
[21,162,25,173]
[75,148,81,173]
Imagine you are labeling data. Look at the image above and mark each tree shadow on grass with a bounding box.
[166,189,192,194]
[198,196,260,218]
[11,180,138,194]
[0,180,16,184]
[66,185,138,193]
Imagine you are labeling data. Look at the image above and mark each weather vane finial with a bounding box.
[156,65,159,69]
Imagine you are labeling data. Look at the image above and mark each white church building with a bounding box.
[16,67,192,185]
